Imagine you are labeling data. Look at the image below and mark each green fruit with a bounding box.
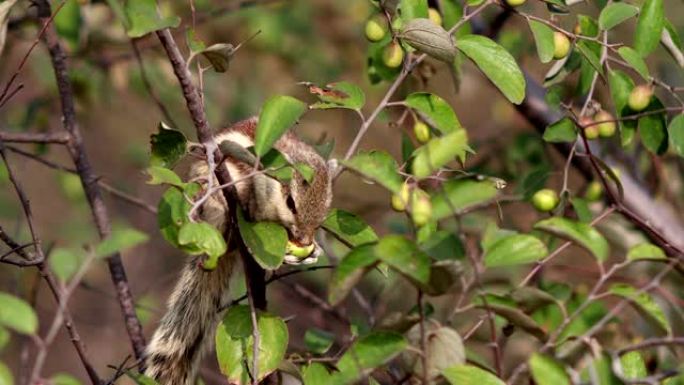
[579,116,598,139]
[413,120,431,143]
[410,189,432,226]
[594,110,616,137]
[506,0,526,6]
[365,14,388,42]
[391,183,411,212]
[428,8,442,26]
[628,85,653,112]
[532,188,559,212]
[584,181,603,201]
[382,41,404,68]
[553,32,571,60]
[286,241,315,259]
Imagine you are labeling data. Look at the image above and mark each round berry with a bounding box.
[391,183,411,212]
[410,189,432,226]
[383,41,404,68]
[553,32,571,60]
[365,14,388,42]
[428,8,442,26]
[594,110,616,137]
[413,120,431,143]
[532,188,559,212]
[628,85,653,112]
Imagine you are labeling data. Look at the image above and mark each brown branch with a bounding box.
[35,0,147,363]
[0,143,101,384]
[0,130,70,143]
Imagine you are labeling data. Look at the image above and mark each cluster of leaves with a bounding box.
[1,0,683,384]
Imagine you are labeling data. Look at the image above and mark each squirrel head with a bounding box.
[212,117,333,264]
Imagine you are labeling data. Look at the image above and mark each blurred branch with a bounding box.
[5,145,158,214]
[35,0,147,363]
[0,143,101,384]
[0,130,69,143]
[130,40,178,128]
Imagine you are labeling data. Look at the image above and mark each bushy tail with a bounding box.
[144,254,235,385]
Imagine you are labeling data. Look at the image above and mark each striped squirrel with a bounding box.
[144,117,333,385]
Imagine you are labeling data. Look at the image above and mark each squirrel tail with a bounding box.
[144,253,235,385]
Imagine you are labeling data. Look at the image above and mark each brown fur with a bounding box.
[144,117,332,385]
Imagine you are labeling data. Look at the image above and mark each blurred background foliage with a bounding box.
[0,0,683,383]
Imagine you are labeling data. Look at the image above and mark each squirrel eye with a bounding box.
[286,195,297,214]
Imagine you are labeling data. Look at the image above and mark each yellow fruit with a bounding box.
[628,85,653,112]
[382,41,404,68]
[584,181,603,201]
[410,189,432,226]
[286,241,315,259]
[594,110,616,137]
[365,14,388,42]
[553,32,571,60]
[579,116,598,139]
[532,189,559,212]
[391,183,411,212]
[573,23,582,35]
[428,8,442,26]
[506,0,526,6]
[413,120,431,143]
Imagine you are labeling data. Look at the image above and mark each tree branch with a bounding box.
[35,0,147,363]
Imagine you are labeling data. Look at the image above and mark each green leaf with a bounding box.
[254,95,307,156]
[331,332,407,385]
[399,0,429,22]
[309,81,366,110]
[0,327,9,352]
[185,29,206,52]
[634,0,664,56]
[302,363,332,385]
[669,114,684,157]
[620,351,647,379]
[304,328,335,355]
[608,70,635,114]
[431,179,499,221]
[343,151,403,193]
[405,323,465,379]
[411,130,471,178]
[200,43,236,73]
[55,0,81,50]
[575,40,604,78]
[420,230,465,260]
[0,292,38,335]
[405,92,463,134]
[571,197,593,223]
[443,364,504,385]
[51,373,82,385]
[216,305,288,383]
[322,209,378,247]
[529,353,569,385]
[543,117,577,143]
[95,227,149,258]
[329,245,378,306]
[475,294,547,341]
[0,362,13,385]
[617,47,650,80]
[400,18,457,63]
[237,209,287,270]
[125,0,180,38]
[639,98,668,155]
[145,166,184,187]
[150,123,187,168]
[484,234,548,267]
[627,242,666,261]
[375,235,430,285]
[609,283,671,334]
[528,20,555,63]
[293,162,315,184]
[456,35,526,104]
[598,3,639,30]
[534,217,609,261]
[125,372,158,385]
[157,183,201,250]
[177,222,227,269]
[49,248,85,282]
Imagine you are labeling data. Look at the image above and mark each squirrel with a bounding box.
[144,117,334,385]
